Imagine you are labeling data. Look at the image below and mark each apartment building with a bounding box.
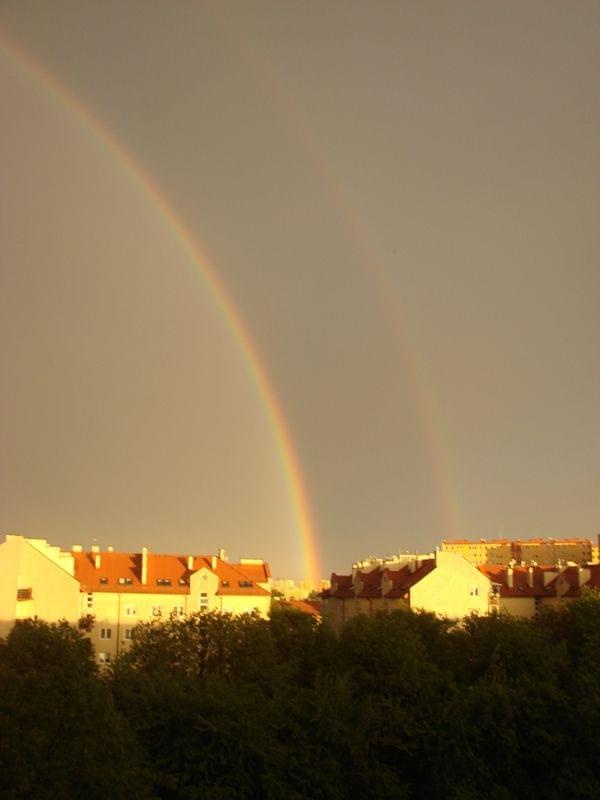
[442,537,594,566]
[323,550,490,628]
[479,562,600,618]
[0,535,272,664]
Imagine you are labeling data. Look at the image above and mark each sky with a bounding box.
[1,1,600,581]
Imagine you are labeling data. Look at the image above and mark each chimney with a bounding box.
[187,555,194,570]
[211,555,218,570]
[94,553,101,569]
[72,544,82,552]
[141,547,148,585]
[507,566,514,589]
[107,545,114,553]
[218,547,227,562]
[527,566,534,589]
[91,544,100,553]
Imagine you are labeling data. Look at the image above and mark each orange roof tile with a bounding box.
[73,550,270,596]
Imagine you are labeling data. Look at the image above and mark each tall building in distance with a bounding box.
[441,537,594,566]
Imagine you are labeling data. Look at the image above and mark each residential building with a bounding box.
[323,550,490,628]
[0,534,272,664]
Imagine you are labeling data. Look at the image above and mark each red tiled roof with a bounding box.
[355,569,383,598]
[478,565,557,597]
[384,560,436,598]
[73,551,270,596]
[329,573,354,598]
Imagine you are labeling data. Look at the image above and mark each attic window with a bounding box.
[16,588,32,601]
[238,580,253,588]
[100,577,108,585]
[118,577,133,585]
[221,580,230,587]
[178,578,188,585]
[157,578,172,586]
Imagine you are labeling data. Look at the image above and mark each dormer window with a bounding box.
[178,577,188,585]
[221,580,230,587]
[100,577,108,585]
[238,580,253,588]
[157,578,172,586]
[118,577,133,585]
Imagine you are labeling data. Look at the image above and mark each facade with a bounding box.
[442,537,594,566]
[323,550,490,629]
[0,535,272,664]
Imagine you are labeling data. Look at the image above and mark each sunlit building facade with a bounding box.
[0,534,272,664]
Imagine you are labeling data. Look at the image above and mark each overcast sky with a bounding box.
[1,1,600,580]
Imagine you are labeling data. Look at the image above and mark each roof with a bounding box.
[443,537,592,546]
[280,599,323,618]
[329,573,355,598]
[478,564,558,598]
[355,569,383,598]
[73,551,270,596]
[384,560,436,598]
[326,560,436,601]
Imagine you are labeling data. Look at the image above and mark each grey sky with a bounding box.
[1,1,599,579]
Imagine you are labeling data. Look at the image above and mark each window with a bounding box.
[124,628,133,640]
[200,592,208,612]
[118,577,133,585]
[16,588,32,601]
[157,578,172,586]
[98,652,111,665]
[150,605,161,617]
[100,577,108,585]
[469,586,479,597]
[238,580,253,588]
[125,604,136,616]
[178,577,188,586]
[86,592,93,609]
[221,580,230,587]
[100,627,112,639]
[172,606,184,617]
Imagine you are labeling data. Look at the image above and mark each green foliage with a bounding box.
[4,598,600,798]
[0,619,150,800]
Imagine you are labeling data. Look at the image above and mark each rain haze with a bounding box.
[1,1,600,581]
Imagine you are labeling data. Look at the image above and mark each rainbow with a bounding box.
[221,21,462,537]
[0,32,322,583]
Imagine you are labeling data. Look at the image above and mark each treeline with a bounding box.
[2,596,600,800]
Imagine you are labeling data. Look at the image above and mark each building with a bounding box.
[272,578,331,600]
[442,537,594,566]
[322,550,491,629]
[479,562,600,617]
[0,534,272,664]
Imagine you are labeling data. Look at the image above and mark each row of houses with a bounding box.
[0,534,272,664]
[322,549,600,628]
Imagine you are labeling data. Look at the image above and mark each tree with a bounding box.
[0,620,150,800]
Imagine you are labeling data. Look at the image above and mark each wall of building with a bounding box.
[0,536,80,638]
[410,552,490,618]
[497,596,537,618]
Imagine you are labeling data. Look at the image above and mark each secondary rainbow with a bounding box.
[229,25,462,536]
[0,32,322,583]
